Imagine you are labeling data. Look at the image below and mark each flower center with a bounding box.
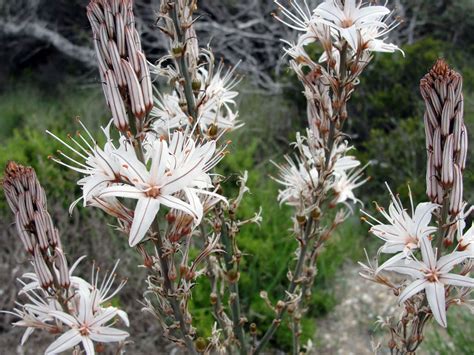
[341,19,353,28]
[425,270,440,283]
[79,325,90,336]
[146,186,161,198]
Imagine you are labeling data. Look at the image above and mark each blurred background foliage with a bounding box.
[0,0,473,353]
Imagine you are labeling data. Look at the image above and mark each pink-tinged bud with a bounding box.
[99,24,112,65]
[105,70,129,131]
[428,89,442,116]
[121,59,146,119]
[87,9,101,35]
[34,211,49,251]
[88,1,105,23]
[15,213,35,253]
[94,36,109,76]
[432,128,442,168]
[452,112,463,152]
[435,182,443,204]
[33,246,54,289]
[108,41,127,87]
[126,8,135,28]
[449,164,463,216]
[24,191,35,220]
[49,228,61,248]
[103,0,115,37]
[125,27,140,73]
[424,113,433,150]
[55,248,70,288]
[137,51,153,113]
[426,153,437,202]
[111,0,120,14]
[115,14,126,56]
[17,193,30,227]
[441,134,454,186]
[457,125,468,171]
[440,99,454,136]
[3,184,18,212]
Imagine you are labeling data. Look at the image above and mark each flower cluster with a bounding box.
[87,0,153,131]
[2,162,128,355]
[48,125,225,246]
[360,60,472,353]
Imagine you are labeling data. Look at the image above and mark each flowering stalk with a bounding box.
[2,162,129,355]
[360,60,473,354]
[254,1,402,353]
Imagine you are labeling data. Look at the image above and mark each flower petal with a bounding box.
[425,282,447,328]
[437,251,471,272]
[89,327,129,343]
[381,259,424,279]
[90,307,119,328]
[440,273,474,288]
[49,310,78,327]
[45,329,82,355]
[129,197,161,247]
[419,235,436,269]
[399,279,427,304]
[99,185,144,200]
[82,336,95,355]
[160,195,199,221]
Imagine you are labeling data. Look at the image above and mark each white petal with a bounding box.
[425,282,447,328]
[90,307,119,328]
[437,251,471,273]
[419,235,436,269]
[99,185,144,200]
[160,195,199,220]
[382,260,424,279]
[399,279,427,304]
[129,198,161,247]
[89,327,129,343]
[21,327,35,346]
[340,27,359,51]
[440,273,474,288]
[376,251,406,272]
[149,139,168,185]
[45,329,82,355]
[116,309,130,327]
[49,310,78,327]
[82,336,95,355]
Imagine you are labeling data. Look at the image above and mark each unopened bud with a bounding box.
[195,337,207,353]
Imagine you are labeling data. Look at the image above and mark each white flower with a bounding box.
[382,235,474,327]
[98,131,223,246]
[362,184,439,269]
[47,121,122,208]
[313,0,401,54]
[46,289,129,355]
[331,164,367,205]
[273,156,319,207]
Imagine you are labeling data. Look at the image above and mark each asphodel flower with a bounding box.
[382,235,474,328]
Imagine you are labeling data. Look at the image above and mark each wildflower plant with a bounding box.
[1,1,471,355]
[360,59,473,353]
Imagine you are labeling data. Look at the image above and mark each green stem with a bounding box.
[253,218,313,355]
[170,5,198,122]
[221,216,247,354]
[151,219,198,355]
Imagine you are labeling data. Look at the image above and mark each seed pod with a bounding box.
[137,51,153,113]
[108,41,126,87]
[121,59,146,119]
[449,164,463,216]
[105,70,129,130]
[441,134,454,186]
